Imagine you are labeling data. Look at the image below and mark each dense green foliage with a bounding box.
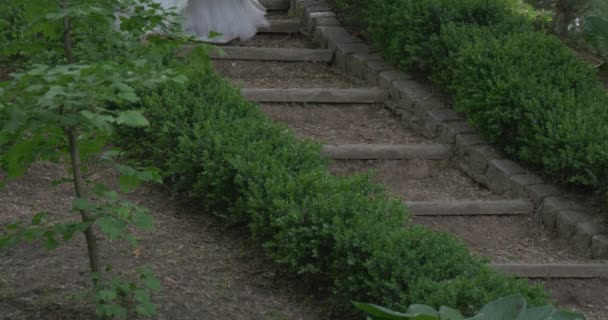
[333,0,608,201]
[355,294,585,320]
[0,0,203,317]
[119,66,547,315]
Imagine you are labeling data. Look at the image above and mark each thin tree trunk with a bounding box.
[61,1,75,64]
[67,129,101,277]
[59,1,100,278]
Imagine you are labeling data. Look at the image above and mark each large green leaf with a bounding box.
[439,306,465,320]
[516,306,554,320]
[353,302,420,320]
[116,110,149,127]
[473,295,526,320]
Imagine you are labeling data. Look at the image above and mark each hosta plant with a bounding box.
[354,295,585,320]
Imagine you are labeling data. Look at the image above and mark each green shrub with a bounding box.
[0,0,24,66]
[119,66,547,315]
[333,0,522,71]
[332,0,608,204]
[447,29,608,191]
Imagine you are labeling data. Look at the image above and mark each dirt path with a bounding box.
[0,163,322,320]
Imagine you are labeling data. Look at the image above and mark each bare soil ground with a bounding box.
[260,104,430,144]
[212,61,359,89]
[0,162,323,320]
[539,279,608,320]
[412,215,601,264]
[329,160,497,201]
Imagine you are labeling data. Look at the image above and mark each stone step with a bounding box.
[322,144,453,160]
[261,19,301,33]
[210,47,333,62]
[260,0,290,10]
[492,263,608,279]
[406,199,533,216]
[242,88,386,103]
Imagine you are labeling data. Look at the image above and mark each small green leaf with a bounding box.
[97,216,126,239]
[136,301,157,317]
[6,222,20,231]
[118,174,141,192]
[116,110,149,127]
[31,212,47,225]
[133,211,154,231]
[96,289,117,302]
[97,303,128,319]
[101,149,122,161]
[73,198,97,212]
[44,234,59,250]
[142,275,161,292]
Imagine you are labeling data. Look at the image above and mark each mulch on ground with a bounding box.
[0,162,323,320]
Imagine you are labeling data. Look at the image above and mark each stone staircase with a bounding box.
[204,0,608,316]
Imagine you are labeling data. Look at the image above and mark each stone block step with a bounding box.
[242,88,386,103]
[322,144,453,160]
[261,19,301,33]
[210,47,333,62]
[492,263,608,279]
[406,199,533,216]
[260,0,290,10]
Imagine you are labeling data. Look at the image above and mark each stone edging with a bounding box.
[288,0,608,259]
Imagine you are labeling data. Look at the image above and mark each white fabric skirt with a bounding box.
[159,0,270,43]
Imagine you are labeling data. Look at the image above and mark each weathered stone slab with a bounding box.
[365,62,394,84]
[346,53,382,80]
[208,46,333,62]
[455,134,486,156]
[592,234,608,259]
[438,121,475,144]
[378,69,412,90]
[314,26,361,48]
[573,223,607,254]
[334,43,370,71]
[322,144,453,160]
[526,184,561,207]
[423,109,463,138]
[242,88,386,103]
[539,196,588,232]
[485,159,527,195]
[304,4,332,17]
[306,15,339,34]
[261,0,290,10]
[405,199,532,216]
[491,263,608,279]
[260,19,301,33]
[463,145,505,177]
[508,174,544,198]
[556,210,593,239]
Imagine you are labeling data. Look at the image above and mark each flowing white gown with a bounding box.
[158,0,270,43]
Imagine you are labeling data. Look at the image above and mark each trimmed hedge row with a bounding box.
[119,66,546,315]
[334,0,608,200]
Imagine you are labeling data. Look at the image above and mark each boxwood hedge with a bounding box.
[119,66,546,315]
